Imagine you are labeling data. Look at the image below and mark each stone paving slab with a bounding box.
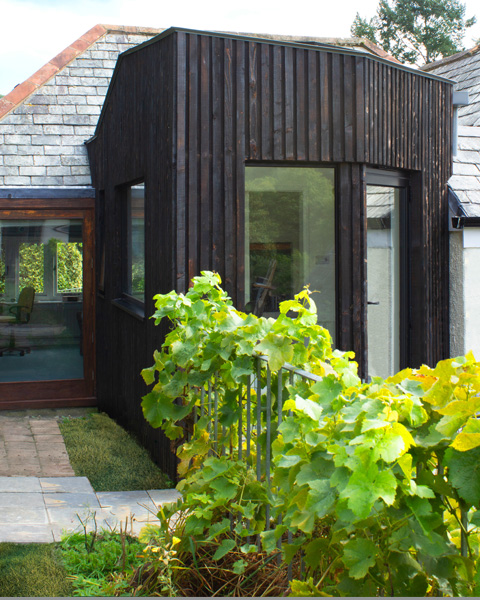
[0,476,42,493]
[43,492,101,509]
[0,492,45,508]
[0,507,49,525]
[148,489,182,506]
[0,477,181,543]
[39,476,93,494]
[96,490,152,508]
[0,524,54,543]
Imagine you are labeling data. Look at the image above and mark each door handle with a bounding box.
[368,301,380,305]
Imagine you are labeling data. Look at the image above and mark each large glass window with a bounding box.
[126,183,145,302]
[245,166,335,341]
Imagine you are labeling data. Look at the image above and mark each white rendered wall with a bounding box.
[462,228,480,358]
[449,231,465,357]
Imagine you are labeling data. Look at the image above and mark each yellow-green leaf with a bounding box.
[451,433,480,451]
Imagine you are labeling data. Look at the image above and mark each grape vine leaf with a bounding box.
[213,539,236,561]
[342,538,377,579]
[341,465,397,519]
[256,333,294,371]
[444,446,480,506]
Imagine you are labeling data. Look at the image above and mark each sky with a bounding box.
[1,0,480,96]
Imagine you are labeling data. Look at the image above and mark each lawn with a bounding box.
[0,543,72,597]
[0,412,172,597]
[59,411,172,491]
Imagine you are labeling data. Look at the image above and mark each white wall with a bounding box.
[462,228,480,357]
[449,231,465,357]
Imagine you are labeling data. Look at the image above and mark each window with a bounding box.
[245,166,336,342]
[125,183,145,303]
[365,169,409,379]
[0,220,83,301]
[366,186,401,378]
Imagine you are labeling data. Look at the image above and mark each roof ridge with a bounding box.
[0,24,163,121]
[421,43,480,72]
[221,32,401,63]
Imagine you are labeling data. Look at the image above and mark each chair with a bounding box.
[252,259,277,316]
[0,287,35,356]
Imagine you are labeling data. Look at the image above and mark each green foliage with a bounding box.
[59,529,144,596]
[59,412,172,491]
[142,272,480,596]
[0,239,83,296]
[56,241,83,292]
[19,243,45,293]
[0,542,72,597]
[351,0,476,65]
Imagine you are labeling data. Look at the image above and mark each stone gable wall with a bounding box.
[0,31,157,188]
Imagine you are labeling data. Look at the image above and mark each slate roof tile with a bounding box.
[0,25,164,121]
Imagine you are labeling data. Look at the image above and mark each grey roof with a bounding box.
[449,126,480,217]
[367,186,395,219]
[424,46,480,126]
[424,48,480,214]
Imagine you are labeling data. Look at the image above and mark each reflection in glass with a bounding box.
[245,167,335,343]
[0,219,84,382]
[367,186,400,379]
[127,184,145,302]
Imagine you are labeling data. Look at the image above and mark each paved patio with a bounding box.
[0,411,180,543]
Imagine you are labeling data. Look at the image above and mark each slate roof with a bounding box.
[367,186,395,220]
[0,25,162,120]
[423,45,480,126]
[422,48,480,215]
[0,25,162,188]
[449,126,480,217]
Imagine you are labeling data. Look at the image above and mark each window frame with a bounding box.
[365,168,410,377]
[112,180,146,320]
[243,162,337,337]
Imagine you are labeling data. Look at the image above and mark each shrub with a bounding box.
[140,271,480,596]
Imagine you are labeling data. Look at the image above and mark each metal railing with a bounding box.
[193,355,323,475]
[189,355,469,564]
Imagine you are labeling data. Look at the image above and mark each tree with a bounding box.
[351,0,476,65]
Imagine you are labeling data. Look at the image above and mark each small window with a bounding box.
[125,183,145,303]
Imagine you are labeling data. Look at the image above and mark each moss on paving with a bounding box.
[59,412,172,492]
[0,543,72,597]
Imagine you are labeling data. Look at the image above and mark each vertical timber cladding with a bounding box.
[87,29,452,475]
[174,30,453,370]
[87,35,177,479]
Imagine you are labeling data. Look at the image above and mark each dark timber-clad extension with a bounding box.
[87,28,453,477]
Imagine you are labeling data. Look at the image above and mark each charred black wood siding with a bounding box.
[173,32,452,370]
[88,29,452,474]
[87,35,177,479]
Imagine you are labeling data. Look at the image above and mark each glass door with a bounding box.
[0,219,84,382]
[0,203,95,408]
[366,185,401,379]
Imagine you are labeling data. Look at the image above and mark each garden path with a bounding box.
[0,411,180,543]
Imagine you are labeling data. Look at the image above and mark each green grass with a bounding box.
[59,412,172,492]
[0,543,72,597]
[59,530,145,596]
